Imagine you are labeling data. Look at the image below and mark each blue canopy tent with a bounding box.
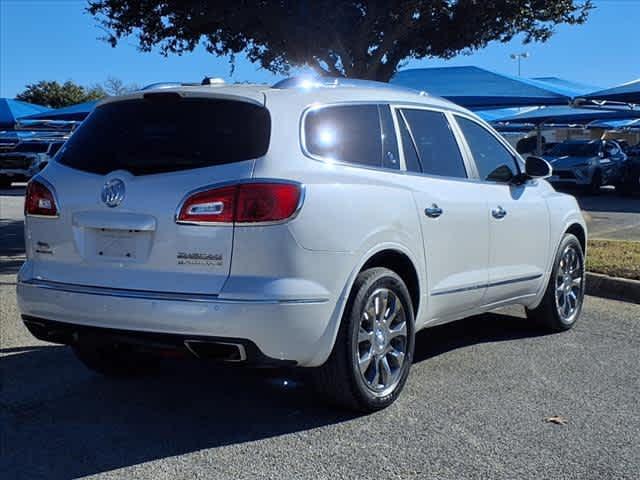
[391,66,577,108]
[587,118,640,130]
[531,77,597,97]
[0,98,50,129]
[583,79,640,104]
[21,100,99,122]
[491,106,640,154]
[491,106,640,125]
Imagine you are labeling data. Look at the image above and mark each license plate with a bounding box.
[96,229,137,259]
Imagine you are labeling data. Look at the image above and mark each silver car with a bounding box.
[546,139,628,194]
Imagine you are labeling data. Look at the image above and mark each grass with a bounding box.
[587,239,640,281]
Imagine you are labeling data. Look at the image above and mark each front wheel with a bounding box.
[526,233,585,332]
[312,267,415,412]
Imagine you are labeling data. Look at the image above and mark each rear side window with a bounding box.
[401,109,467,178]
[304,105,382,168]
[57,97,271,175]
[456,116,519,182]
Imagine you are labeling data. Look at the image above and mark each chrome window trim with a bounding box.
[174,178,306,227]
[24,175,61,219]
[20,279,328,304]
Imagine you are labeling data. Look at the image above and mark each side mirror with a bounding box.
[525,156,552,179]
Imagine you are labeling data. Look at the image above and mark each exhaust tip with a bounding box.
[184,340,247,362]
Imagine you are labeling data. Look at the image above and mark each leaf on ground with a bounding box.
[544,415,568,425]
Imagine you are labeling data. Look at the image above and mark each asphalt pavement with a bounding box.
[1,184,639,479]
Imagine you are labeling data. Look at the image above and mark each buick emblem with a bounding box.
[101,178,125,208]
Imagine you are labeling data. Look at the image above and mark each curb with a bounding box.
[586,272,640,305]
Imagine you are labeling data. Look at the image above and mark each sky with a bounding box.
[1,0,638,99]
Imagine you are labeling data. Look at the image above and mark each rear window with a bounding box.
[57,96,271,175]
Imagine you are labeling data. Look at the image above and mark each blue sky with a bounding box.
[1,0,638,99]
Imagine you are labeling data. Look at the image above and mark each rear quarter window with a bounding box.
[303,104,383,168]
[57,96,271,176]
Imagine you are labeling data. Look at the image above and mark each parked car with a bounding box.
[17,79,587,411]
[0,120,74,188]
[545,139,628,194]
[617,150,640,195]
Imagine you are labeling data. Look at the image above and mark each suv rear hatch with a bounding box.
[26,92,270,295]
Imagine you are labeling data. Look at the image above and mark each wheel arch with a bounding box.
[565,222,587,253]
[306,244,424,367]
[360,249,421,317]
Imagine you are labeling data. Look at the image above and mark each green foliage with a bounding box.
[87,0,593,81]
[15,80,106,108]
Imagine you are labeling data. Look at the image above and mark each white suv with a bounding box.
[17,79,587,411]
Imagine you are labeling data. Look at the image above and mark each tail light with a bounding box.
[25,179,59,217]
[177,182,301,225]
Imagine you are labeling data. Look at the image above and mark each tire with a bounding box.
[588,170,602,195]
[73,343,157,377]
[312,267,415,412]
[0,176,11,189]
[526,233,585,332]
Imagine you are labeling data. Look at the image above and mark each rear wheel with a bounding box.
[526,233,585,332]
[73,343,157,377]
[0,176,11,189]
[312,267,415,412]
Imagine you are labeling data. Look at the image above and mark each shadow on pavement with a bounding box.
[1,310,544,479]
[571,188,640,214]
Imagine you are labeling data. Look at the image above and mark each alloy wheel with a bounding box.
[355,288,408,396]
[554,244,584,323]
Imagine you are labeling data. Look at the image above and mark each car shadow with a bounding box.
[1,309,546,478]
[563,188,640,214]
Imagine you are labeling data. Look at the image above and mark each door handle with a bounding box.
[425,204,443,218]
[492,206,507,219]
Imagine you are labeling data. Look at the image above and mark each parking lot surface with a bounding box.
[1,185,639,479]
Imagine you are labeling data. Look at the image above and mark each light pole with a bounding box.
[510,52,530,77]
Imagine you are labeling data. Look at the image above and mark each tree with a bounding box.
[101,76,139,96]
[87,0,593,82]
[16,80,106,108]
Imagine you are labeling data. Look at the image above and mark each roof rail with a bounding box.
[141,81,201,90]
[141,82,184,90]
[272,76,426,95]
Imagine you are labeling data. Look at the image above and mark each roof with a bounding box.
[583,79,640,104]
[531,77,598,97]
[391,66,575,108]
[95,79,470,117]
[0,98,50,129]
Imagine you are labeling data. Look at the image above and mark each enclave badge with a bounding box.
[101,178,125,208]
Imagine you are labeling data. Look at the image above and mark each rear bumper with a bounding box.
[17,279,338,367]
[22,316,294,366]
